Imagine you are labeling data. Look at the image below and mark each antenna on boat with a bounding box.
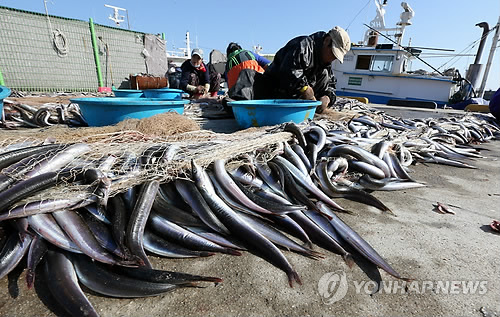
[104,4,128,28]
[364,1,414,47]
[407,46,454,52]
[253,44,263,55]
[363,23,445,76]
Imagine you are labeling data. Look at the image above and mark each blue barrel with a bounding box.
[0,85,11,115]
[70,97,189,127]
[228,99,321,129]
[142,88,184,99]
[112,89,144,98]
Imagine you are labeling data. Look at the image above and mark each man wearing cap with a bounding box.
[180,48,221,99]
[254,26,351,113]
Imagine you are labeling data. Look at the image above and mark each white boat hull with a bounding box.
[334,70,456,106]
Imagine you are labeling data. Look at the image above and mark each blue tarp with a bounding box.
[450,97,489,110]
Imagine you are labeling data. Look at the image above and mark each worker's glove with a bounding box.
[316,95,330,114]
[299,86,316,100]
[195,85,205,94]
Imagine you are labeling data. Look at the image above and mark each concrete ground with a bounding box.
[0,105,499,317]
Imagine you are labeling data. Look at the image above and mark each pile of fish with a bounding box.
[1,101,88,128]
[0,109,499,316]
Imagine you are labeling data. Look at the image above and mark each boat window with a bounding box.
[370,55,394,72]
[355,55,372,70]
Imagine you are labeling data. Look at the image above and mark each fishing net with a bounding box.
[0,112,201,142]
[0,116,293,208]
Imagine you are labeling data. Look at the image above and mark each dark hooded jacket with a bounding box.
[254,31,336,104]
[489,87,500,120]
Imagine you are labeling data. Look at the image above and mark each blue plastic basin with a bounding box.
[142,88,184,100]
[113,89,144,98]
[0,85,11,115]
[70,97,189,127]
[228,99,321,129]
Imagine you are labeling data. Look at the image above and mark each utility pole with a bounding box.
[478,15,500,98]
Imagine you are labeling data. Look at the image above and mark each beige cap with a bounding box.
[328,26,351,63]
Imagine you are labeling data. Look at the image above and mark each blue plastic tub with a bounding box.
[70,97,189,127]
[228,99,321,129]
[142,88,184,100]
[112,89,144,98]
[0,85,11,114]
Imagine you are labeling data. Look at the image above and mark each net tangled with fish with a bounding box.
[1,97,498,212]
[0,124,293,208]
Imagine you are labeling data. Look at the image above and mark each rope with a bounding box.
[346,0,372,31]
[44,0,69,58]
[437,25,498,71]
[52,29,69,57]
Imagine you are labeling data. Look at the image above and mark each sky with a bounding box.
[1,0,499,91]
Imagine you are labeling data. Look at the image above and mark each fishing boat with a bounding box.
[166,31,192,67]
[333,1,465,108]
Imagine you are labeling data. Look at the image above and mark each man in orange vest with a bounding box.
[225,42,271,101]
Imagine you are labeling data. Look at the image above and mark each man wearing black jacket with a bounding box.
[254,26,351,113]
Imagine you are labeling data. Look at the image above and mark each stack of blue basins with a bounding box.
[142,88,183,100]
[71,88,187,127]
[112,89,145,98]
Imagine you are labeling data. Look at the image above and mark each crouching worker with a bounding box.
[222,42,271,114]
[180,48,221,99]
[254,26,351,113]
[225,42,271,100]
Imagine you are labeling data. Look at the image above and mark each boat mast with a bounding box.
[363,1,414,47]
[186,32,191,58]
[465,22,489,89]
[477,15,500,98]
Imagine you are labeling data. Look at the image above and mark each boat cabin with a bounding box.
[333,1,457,107]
